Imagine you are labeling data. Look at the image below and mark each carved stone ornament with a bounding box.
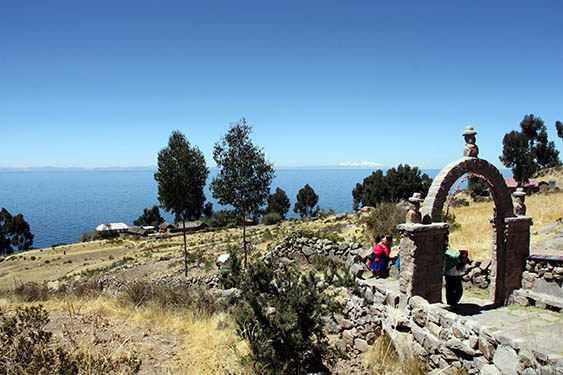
[462,126,479,157]
[513,187,526,216]
[406,192,423,223]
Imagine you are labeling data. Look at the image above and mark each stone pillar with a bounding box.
[397,223,449,303]
[503,216,532,302]
[489,215,532,304]
[489,216,504,305]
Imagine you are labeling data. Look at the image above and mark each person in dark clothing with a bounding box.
[443,249,470,305]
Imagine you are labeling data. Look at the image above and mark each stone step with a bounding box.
[512,289,563,311]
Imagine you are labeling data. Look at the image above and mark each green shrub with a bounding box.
[236,261,341,374]
[360,202,407,241]
[318,208,336,218]
[205,210,239,228]
[467,176,490,200]
[120,281,220,316]
[80,229,102,242]
[219,248,244,289]
[262,212,282,225]
[14,282,50,302]
[443,211,461,232]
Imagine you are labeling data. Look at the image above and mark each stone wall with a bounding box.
[512,255,563,311]
[269,236,363,265]
[330,280,563,374]
[271,236,563,373]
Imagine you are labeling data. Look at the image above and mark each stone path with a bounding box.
[457,296,563,357]
[368,277,563,358]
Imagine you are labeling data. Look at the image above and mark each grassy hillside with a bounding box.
[1,186,562,374]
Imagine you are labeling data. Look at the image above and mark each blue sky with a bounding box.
[1,1,562,169]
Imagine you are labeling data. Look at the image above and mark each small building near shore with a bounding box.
[95,222,129,233]
[95,222,129,238]
[504,178,544,194]
[127,225,148,237]
[159,222,175,233]
[172,220,209,233]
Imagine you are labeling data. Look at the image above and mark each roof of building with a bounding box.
[128,225,148,236]
[95,222,129,231]
[175,220,209,229]
[504,178,540,188]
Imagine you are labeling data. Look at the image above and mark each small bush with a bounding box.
[262,212,282,225]
[14,282,50,302]
[443,210,461,232]
[120,281,221,316]
[30,255,36,261]
[57,279,103,298]
[80,229,102,242]
[236,261,341,374]
[0,305,141,375]
[205,210,239,228]
[450,196,470,207]
[318,208,336,218]
[219,248,244,289]
[467,176,490,200]
[360,203,407,242]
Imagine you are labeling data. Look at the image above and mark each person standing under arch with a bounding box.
[443,249,470,305]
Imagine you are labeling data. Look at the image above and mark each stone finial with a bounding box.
[463,126,479,157]
[406,192,423,223]
[513,187,527,216]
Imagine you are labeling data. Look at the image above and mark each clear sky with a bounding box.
[1,1,562,169]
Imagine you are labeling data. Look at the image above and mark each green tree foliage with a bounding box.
[352,164,432,209]
[133,205,164,227]
[265,187,291,219]
[500,115,561,185]
[203,202,213,218]
[360,203,407,242]
[0,208,34,255]
[262,212,282,225]
[154,131,209,277]
[211,118,275,267]
[556,121,563,141]
[294,184,319,218]
[205,210,239,228]
[236,261,339,374]
[500,130,536,185]
[467,176,490,199]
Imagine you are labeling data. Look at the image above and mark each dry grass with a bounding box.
[449,191,563,260]
[1,295,251,375]
[363,333,426,375]
[67,297,250,375]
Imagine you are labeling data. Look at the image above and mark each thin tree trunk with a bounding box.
[243,218,247,268]
[183,219,187,278]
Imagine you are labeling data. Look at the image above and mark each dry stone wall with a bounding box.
[330,280,563,374]
[271,236,563,374]
[512,255,563,311]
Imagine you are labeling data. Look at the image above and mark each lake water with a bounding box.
[0,168,510,249]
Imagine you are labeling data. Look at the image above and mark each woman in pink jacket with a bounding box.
[369,235,392,278]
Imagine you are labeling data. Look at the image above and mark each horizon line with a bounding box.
[0,165,456,172]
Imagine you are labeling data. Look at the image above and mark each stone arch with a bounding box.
[421,157,514,224]
[397,135,532,306]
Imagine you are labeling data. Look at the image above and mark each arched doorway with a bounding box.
[397,127,533,305]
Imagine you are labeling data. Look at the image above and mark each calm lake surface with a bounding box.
[0,168,509,249]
